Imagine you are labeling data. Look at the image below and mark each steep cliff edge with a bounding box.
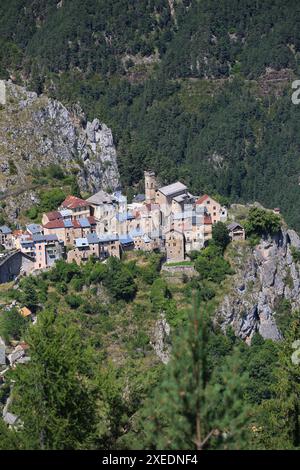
[0,81,120,219]
[216,229,300,343]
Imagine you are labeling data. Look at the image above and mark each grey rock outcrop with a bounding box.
[150,314,171,364]
[215,229,300,343]
[0,81,120,221]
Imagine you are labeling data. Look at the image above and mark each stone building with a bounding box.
[60,195,91,220]
[227,222,245,241]
[165,229,185,262]
[0,225,13,250]
[196,194,227,224]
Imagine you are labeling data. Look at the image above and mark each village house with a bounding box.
[60,195,91,220]
[227,222,245,241]
[67,233,120,264]
[129,228,159,252]
[43,216,96,246]
[165,229,185,262]
[86,190,116,221]
[0,225,13,250]
[26,223,43,236]
[196,194,227,224]
[32,234,64,270]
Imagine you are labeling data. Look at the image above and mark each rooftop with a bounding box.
[45,211,62,221]
[61,195,90,210]
[132,193,146,203]
[86,190,114,205]
[26,223,43,234]
[158,181,187,197]
[75,238,89,248]
[0,225,12,235]
[227,222,244,231]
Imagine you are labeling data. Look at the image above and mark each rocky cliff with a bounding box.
[216,229,300,343]
[0,80,120,219]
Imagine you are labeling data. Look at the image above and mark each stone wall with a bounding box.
[0,251,34,284]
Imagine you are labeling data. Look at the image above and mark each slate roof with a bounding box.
[119,234,134,245]
[130,228,144,238]
[0,225,12,235]
[87,190,114,205]
[158,181,187,197]
[79,217,90,228]
[60,209,72,218]
[75,238,89,248]
[132,193,146,203]
[116,212,135,222]
[32,234,59,243]
[227,222,244,231]
[86,233,99,244]
[98,234,119,242]
[26,224,43,234]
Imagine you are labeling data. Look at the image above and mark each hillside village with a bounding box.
[0,171,244,281]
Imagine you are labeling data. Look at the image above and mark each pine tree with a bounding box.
[131,297,251,450]
[8,309,97,450]
[253,313,300,450]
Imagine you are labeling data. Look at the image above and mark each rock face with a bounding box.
[0,81,120,220]
[150,314,171,364]
[215,229,300,343]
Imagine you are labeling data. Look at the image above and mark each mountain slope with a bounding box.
[1,1,300,229]
[0,81,119,221]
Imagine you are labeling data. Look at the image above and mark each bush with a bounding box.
[212,222,230,251]
[244,207,281,238]
[0,307,29,342]
[65,294,83,309]
[195,244,233,283]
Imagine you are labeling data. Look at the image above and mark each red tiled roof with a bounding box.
[43,220,65,229]
[196,194,210,205]
[45,211,62,221]
[12,230,24,237]
[61,195,90,209]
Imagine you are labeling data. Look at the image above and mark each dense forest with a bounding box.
[1,1,300,228]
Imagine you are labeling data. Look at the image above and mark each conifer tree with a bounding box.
[8,309,97,450]
[253,313,300,450]
[131,297,250,450]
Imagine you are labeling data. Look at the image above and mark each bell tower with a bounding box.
[144,170,156,203]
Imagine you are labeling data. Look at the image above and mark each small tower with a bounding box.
[144,170,156,203]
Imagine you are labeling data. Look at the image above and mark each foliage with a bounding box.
[244,207,281,238]
[251,314,300,449]
[0,307,28,342]
[212,222,230,251]
[195,244,233,283]
[123,300,251,450]
[10,309,97,449]
[103,256,137,301]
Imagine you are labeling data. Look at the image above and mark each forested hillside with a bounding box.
[1,0,300,229]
